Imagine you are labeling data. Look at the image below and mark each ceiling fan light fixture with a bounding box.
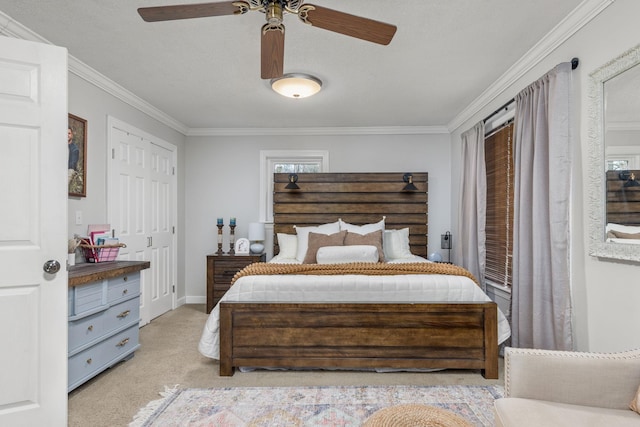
[271,73,322,98]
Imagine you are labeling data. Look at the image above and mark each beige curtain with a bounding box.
[457,122,486,290]
[511,62,573,350]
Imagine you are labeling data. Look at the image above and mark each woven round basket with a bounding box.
[363,404,473,427]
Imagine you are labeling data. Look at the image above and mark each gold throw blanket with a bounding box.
[231,262,479,286]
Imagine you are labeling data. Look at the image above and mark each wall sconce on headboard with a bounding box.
[285,173,300,190]
[402,173,418,191]
[619,171,640,188]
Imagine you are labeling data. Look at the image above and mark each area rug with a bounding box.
[130,384,503,426]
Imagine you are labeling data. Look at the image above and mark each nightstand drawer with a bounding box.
[207,253,265,314]
[214,268,240,284]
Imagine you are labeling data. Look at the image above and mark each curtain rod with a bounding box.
[483,57,579,124]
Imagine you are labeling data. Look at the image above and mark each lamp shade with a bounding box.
[248,222,266,241]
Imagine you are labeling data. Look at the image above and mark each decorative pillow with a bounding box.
[303,230,347,264]
[631,385,640,414]
[276,233,297,259]
[383,228,413,260]
[344,230,384,262]
[317,245,379,264]
[294,221,340,262]
[610,230,640,240]
[339,217,385,234]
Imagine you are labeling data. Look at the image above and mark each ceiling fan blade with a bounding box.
[261,24,285,79]
[138,1,249,22]
[299,4,396,45]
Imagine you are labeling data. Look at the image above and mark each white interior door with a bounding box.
[108,117,176,325]
[149,142,175,319]
[0,37,68,425]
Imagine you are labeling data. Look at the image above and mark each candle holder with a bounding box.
[229,225,236,254]
[216,224,224,255]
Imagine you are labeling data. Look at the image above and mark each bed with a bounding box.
[198,172,511,378]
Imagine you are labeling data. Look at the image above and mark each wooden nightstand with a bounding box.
[206,253,265,313]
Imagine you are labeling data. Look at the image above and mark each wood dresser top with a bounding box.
[68,261,150,287]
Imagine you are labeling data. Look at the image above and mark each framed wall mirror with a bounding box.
[588,43,640,261]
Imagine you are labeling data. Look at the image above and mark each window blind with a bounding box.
[484,122,514,287]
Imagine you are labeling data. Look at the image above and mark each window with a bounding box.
[259,150,329,222]
[484,122,514,288]
[605,145,640,170]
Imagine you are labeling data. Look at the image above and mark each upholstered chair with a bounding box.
[494,347,640,426]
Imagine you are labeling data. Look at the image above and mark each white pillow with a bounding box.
[606,223,640,234]
[268,254,301,264]
[276,233,297,259]
[294,221,340,262]
[316,245,379,264]
[339,217,385,234]
[383,228,413,260]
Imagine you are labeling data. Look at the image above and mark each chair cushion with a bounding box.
[494,398,640,427]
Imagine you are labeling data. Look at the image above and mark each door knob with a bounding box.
[43,260,61,274]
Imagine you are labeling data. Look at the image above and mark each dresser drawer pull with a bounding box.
[122,289,128,295]
[87,325,94,331]
[86,358,92,364]
[117,310,131,318]
[116,338,130,347]
[123,276,128,281]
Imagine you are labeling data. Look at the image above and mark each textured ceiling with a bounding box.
[0,0,585,131]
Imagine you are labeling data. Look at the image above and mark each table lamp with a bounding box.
[248,222,266,254]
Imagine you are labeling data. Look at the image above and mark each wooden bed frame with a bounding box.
[217,173,500,378]
[219,301,498,378]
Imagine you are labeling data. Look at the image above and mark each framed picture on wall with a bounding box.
[68,113,87,197]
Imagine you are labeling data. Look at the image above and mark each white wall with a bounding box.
[450,0,640,352]
[183,132,452,301]
[66,73,188,299]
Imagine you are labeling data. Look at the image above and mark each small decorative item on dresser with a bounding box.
[235,238,250,254]
[229,220,236,254]
[68,237,81,266]
[216,219,224,255]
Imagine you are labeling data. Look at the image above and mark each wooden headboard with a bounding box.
[606,169,640,225]
[273,172,428,258]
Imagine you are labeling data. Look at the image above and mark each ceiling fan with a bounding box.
[138,0,397,79]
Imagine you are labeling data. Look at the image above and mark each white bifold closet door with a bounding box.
[108,117,176,325]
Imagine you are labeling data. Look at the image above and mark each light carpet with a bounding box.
[129,384,503,426]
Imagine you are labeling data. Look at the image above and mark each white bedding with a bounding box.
[198,271,512,359]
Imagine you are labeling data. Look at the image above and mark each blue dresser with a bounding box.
[67,261,150,392]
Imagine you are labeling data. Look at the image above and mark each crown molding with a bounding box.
[186,126,449,137]
[447,0,616,133]
[0,10,49,41]
[67,57,188,135]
